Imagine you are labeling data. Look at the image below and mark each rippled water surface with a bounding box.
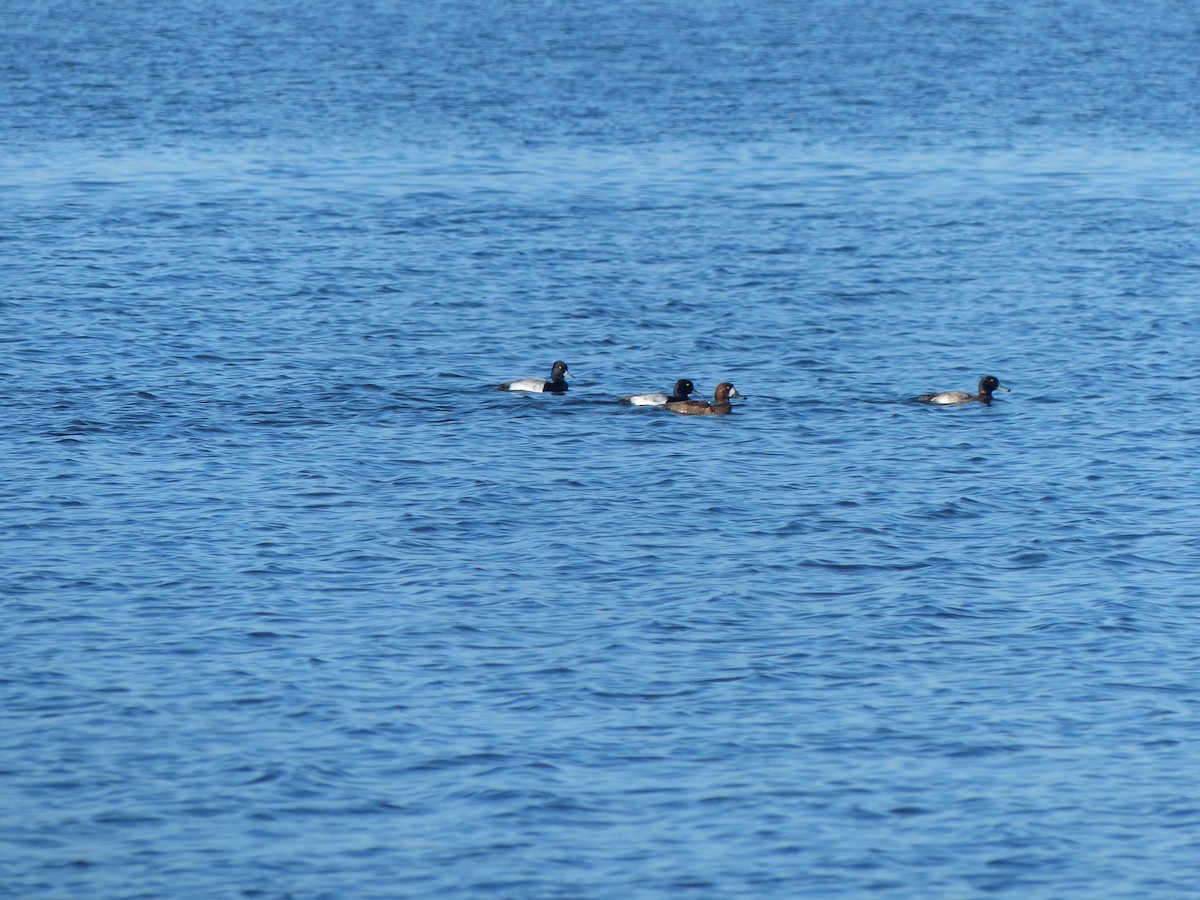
[4,1,1200,897]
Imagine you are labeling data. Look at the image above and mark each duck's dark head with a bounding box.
[978,375,1008,399]
[670,379,696,400]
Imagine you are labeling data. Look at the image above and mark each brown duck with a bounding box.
[664,382,744,416]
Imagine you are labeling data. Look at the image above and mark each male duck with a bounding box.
[619,378,697,407]
[664,382,744,416]
[497,360,573,394]
[917,375,1009,405]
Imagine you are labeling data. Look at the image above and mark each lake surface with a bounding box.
[3,1,1200,896]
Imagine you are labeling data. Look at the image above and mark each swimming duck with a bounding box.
[664,382,744,416]
[497,360,573,394]
[619,378,697,406]
[917,375,1009,405]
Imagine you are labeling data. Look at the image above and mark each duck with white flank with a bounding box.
[497,360,573,394]
[917,375,1009,405]
[619,378,697,407]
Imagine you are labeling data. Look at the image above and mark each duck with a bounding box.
[917,375,1009,405]
[497,360,573,394]
[619,378,697,407]
[664,382,744,416]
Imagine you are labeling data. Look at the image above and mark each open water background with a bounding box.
[3,1,1200,896]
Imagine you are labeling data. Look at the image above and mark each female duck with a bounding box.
[917,375,1009,405]
[497,360,573,394]
[665,382,744,416]
[619,378,697,407]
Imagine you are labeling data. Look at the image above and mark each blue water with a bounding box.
[4,1,1200,896]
